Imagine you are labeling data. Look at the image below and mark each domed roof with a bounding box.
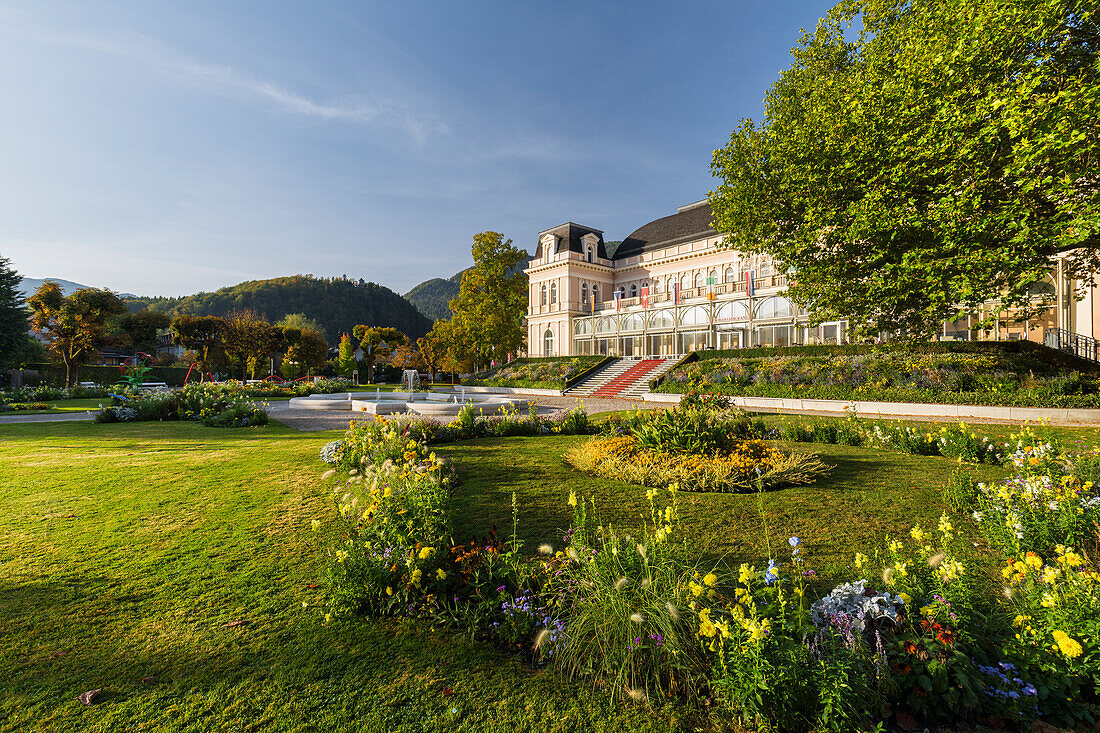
[613,201,715,260]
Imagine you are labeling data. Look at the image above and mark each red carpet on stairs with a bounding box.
[590,359,664,398]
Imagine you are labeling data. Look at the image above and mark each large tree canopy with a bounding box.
[710,0,1099,337]
[28,283,127,386]
[447,231,528,369]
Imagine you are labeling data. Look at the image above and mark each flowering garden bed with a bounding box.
[465,356,604,390]
[313,393,1100,730]
[656,342,1100,408]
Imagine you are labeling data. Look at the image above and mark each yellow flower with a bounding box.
[1052,630,1083,658]
[898,592,912,606]
[688,581,704,597]
[436,568,447,580]
[910,527,925,543]
[738,564,758,584]
[568,490,577,507]
[854,553,868,569]
[703,573,718,587]
[418,546,435,560]
[386,586,394,596]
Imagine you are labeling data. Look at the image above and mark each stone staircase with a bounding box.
[566,357,677,399]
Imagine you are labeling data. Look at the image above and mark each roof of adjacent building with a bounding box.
[612,201,715,260]
[536,222,608,260]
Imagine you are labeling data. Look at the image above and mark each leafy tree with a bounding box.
[276,313,329,344]
[447,231,528,369]
[170,315,228,379]
[352,325,407,379]
[710,0,1100,338]
[0,255,31,369]
[28,283,127,386]
[222,310,284,379]
[416,335,443,380]
[388,343,424,372]
[283,328,328,378]
[118,311,171,355]
[336,333,356,378]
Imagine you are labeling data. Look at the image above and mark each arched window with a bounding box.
[540,284,547,306]
[621,313,645,332]
[595,317,615,334]
[649,309,675,330]
[1027,278,1056,297]
[708,270,717,286]
[667,277,675,294]
[694,272,704,289]
[550,282,558,304]
[679,275,688,291]
[756,296,795,319]
[581,283,589,304]
[681,305,709,326]
[616,286,625,297]
[629,283,638,298]
[592,284,600,303]
[653,280,662,294]
[724,267,735,283]
[586,246,593,263]
[574,319,592,336]
[716,301,750,323]
[543,328,554,356]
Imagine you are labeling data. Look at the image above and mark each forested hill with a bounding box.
[125,275,433,343]
[403,270,464,321]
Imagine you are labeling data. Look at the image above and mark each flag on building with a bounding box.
[745,270,756,297]
[640,286,649,309]
[705,276,716,301]
[614,290,622,311]
[673,282,680,305]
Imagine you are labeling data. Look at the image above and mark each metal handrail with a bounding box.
[1045,327,1100,363]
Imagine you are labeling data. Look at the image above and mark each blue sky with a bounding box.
[0,1,835,297]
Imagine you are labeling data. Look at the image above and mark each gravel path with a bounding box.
[0,411,96,424]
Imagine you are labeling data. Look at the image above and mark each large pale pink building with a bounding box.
[525,200,1099,359]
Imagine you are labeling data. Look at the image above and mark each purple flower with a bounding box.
[788,536,801,547]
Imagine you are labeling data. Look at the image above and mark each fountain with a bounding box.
[287,382,533,416]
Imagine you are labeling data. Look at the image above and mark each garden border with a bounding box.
[641,392,1100,425]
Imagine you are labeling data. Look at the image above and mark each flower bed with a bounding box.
[313,414,1100,729]
[656,344,1100,407]
[567,393,829,493]
[94,383,268,427]
[465,356,603,390]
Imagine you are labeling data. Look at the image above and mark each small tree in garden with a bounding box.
[388,343,423,373]
[416,335,443,381]
[337,333,356,378]
[282,327,328,378]
[170,315,228,380]
[352,325,407,380]
[28,282,127,386]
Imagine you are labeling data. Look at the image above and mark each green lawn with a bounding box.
[447,435,1008,580]
[0,418,1090,731]
[0,422,693,733]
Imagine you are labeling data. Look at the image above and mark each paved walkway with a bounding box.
[266,395,653,433]
[0,411,96,425]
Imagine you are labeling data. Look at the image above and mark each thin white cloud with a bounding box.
[3,20,443,143]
